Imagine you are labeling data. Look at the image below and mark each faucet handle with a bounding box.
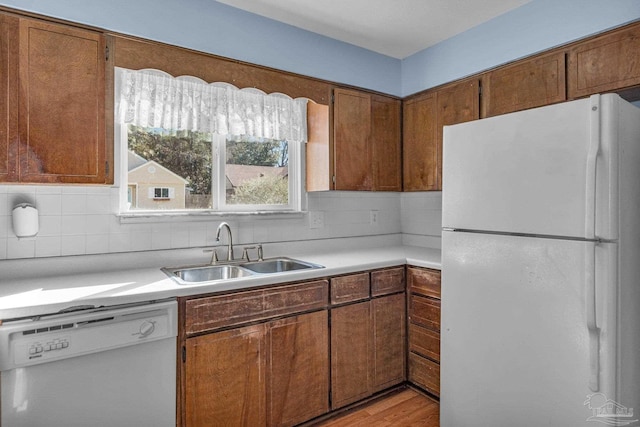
[203,248,219,264]
[241,245,264,262]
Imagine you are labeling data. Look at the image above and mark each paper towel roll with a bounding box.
[12,203,39,238]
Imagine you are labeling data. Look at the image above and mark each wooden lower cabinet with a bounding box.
[181,268,406,426]
[185,324,267,427]
[371,293,406,393]
[407,266,441,397]
[331,301,372,408]
[330,268,406,410]
[267,311,329,427]
[184,311,329,427]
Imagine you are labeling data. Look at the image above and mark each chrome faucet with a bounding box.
[215,222,234,261]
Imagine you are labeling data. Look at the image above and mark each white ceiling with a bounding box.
[216,0,531,59]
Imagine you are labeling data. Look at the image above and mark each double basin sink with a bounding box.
[162,257,324,285]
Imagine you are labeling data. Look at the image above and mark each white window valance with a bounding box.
[116,67,308,142]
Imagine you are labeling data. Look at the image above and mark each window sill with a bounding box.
[117,210,306,224]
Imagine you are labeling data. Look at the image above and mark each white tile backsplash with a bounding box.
[0,186,441,260]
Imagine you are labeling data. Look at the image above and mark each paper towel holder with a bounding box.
[12,202,39,238]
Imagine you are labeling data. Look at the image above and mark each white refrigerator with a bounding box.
[440,94,640,427]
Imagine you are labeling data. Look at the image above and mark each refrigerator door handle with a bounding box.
[585,94,601,241]
[586,241,600,391]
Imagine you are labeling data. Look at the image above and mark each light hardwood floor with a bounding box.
[314,388,440,427]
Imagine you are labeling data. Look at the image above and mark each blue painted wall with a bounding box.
[401,0,640,96]
[2,0,640,98]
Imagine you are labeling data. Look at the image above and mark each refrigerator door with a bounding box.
[440,230,617,427]
[442,94,620,240]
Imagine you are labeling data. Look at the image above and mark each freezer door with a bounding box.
[442,94,622,240]
[440,231,618,427]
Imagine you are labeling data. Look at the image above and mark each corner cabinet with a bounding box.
[329,88,401,191]
[0,13,112,184]
[403,79,479,191]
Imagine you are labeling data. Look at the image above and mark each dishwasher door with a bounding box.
[0,300,177,427]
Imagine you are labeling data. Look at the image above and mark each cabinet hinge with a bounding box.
[105,161,110,175]
[478,85,482,95]
[105,45,110,61]
[332,175,336,184]
[182,346,186,363]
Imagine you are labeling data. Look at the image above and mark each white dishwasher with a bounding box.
[0,300,177,427]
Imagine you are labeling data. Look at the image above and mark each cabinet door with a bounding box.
[483,51,566,117]
[0,14,18,181]
[402,92,437,191]
[333,88,372,190]
[331,301,371,408]
[184,325,267,427]
[568,24,640,99]
[371,293,406,392]
[18,18,108,183]
[267,311,329,427]
[436,79,479,190]
[371,95,401,191]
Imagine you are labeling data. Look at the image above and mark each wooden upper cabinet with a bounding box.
[568,23,640,99]
[371,95,402,191]
[404,80,479,192]
[16,18,111,183]
[331,88,401,191]
[483,51,566,117]
[0,14,18,181]
[333,88,372,190]
[402,92,437,191]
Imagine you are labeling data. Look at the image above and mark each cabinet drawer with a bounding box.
[330,272,370,305]
[408,267,441,299]
[409,295,440,331]
[371,267,405,297]
[409,323,440,362]
[184,280,329,335]
[409,353,440,396]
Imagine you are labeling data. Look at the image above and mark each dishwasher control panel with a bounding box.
[0,301,177,371]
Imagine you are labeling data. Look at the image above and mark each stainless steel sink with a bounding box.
[162,264,254,284]
[162,257,324,285]
[240,257,323,274]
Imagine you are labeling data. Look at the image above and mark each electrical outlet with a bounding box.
[370,210,379,225]
[309,211,325,229]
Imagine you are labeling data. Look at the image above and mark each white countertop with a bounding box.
[0,238,440,320]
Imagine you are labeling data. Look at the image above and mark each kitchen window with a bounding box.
[115,68,307,214]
